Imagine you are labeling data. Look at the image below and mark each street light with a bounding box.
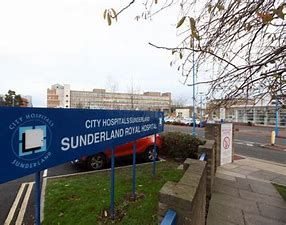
[192,38,196,136]
[12,94,15,107]
[198,92,204,128]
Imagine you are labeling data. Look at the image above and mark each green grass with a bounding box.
[273,183,286,201]
[43,161,183,225]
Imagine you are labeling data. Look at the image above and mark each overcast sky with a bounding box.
[0,0,209,107]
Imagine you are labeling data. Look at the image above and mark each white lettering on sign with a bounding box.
[61,129,125,151]
[61,122,158,152]
[8,117,23,130]
[84,117,151,129]
[220,123,233,165]
[85,119,101,129]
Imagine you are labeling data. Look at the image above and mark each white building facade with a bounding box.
[47,84,171,112]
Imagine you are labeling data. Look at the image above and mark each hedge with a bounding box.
[160,132,205,160]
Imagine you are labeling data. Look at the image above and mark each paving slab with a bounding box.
[207,202,244,225]
[207,157,286,225]
[244,213,286,225]
[235,177,252,191]
[221,163,240,170]
[272,175,286,186]
[207,218,239,225]
[258,203,286,223]
[230,167,254,176]
[234,159,286,175]
[217,168,246,179]
[239,165,260,172]
[211,192,260,215]
[214,177,251,191]
[245,179,282,197]
[248,170,281,181]
[213,181,240,197]
[215,172,236,181]
[239,189,286,209]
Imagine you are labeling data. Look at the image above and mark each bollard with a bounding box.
[271,131,276,145]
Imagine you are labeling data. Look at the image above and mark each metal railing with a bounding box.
[199,152,207,161]
[160,209,177,225]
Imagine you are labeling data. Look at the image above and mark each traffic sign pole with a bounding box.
[35,171,41,225]
[110,147,115,220]
[132,141,136,200]
[153,134,157,176]
[275,98,279,137]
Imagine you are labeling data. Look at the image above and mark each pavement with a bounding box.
[207,156,286,225]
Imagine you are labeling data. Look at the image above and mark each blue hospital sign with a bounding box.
[0,107,164,184]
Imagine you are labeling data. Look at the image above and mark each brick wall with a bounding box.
[199,140,216,201]
[158,159,207,225]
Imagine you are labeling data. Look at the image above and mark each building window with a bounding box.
[66,105,68,108]
[66,100,68,103]
[66,95,69,97]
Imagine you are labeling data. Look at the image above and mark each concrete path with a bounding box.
[207,156,286,225]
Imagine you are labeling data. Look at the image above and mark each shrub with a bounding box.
[161,132,205,160]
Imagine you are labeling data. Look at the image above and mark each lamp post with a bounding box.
[199,92,204,128]
[12,94,15,107]
[192,38,196,136]
[275,96,279,137]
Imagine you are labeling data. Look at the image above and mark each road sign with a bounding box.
[223,137,230,149]
[220,123,233,165]
[0,107,164,184]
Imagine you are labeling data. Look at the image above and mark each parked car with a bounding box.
[164,117,175,123]
[181,117,193,126]
[72,134,162,170]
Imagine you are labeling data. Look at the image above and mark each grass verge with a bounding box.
[273,183,286,201]
[43,161,183,225]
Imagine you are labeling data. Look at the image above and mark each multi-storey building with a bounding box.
[47,84,171,112]
[47,84,70,108]
[21,95,33,107]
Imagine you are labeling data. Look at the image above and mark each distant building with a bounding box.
[47,84,70,108]
[175,106,206,119]
[47,84,171,113]
[206,98,286,127]
[21,95,33,107]
[0,93,32,107]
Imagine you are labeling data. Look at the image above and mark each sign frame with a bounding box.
[220,123,233,165]
[0,107,164,184]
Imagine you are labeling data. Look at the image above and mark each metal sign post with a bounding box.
[110,147,115,220]
[35,171,41,225]
[153,134,157,176]
[132,141,136,200]
[275,98,279,137]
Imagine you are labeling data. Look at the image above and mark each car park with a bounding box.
[72,134,162,170]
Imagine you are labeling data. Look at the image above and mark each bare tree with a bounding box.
[172,95,188,107]
[105,76,119,109]
[104,0,286,107]
[127,77,140,109]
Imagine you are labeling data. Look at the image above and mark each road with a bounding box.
[1,124,285,225]
[164,124,286,164]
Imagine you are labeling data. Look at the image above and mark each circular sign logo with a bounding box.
[9,113,53,169]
